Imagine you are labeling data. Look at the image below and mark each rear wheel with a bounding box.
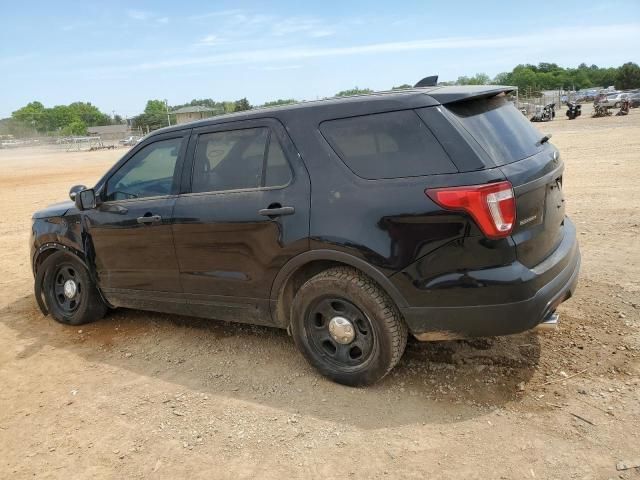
[41,252,107,325]
[290,267,407,386]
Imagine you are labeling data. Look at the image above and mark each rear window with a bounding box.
[320,110,457,179]
[445,96,542,166]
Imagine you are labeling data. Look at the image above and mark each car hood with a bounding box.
[32,200,76,219]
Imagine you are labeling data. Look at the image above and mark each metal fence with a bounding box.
[0,126,145,152]
[515,89,566,116]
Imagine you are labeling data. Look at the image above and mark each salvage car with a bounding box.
[31,85,580,385]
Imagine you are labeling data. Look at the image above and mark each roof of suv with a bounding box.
[153,85,515,136]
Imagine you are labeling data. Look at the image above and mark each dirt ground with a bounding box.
[0,107,639,479]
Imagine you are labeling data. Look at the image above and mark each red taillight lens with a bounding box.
[426,181,516,239]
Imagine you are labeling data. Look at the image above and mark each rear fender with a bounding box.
[270,250,410,328]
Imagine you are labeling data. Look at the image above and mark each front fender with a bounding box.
[31,214,84,276]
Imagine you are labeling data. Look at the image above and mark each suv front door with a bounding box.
[172,119,310,325]
[85,131,189,309]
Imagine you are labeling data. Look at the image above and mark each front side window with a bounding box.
[106,137,183,201]
[192,127,292,193]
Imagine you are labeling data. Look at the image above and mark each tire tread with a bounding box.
[292,266,407,384]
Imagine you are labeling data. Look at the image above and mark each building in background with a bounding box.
[87,124,130,141]
[172,106,217,125]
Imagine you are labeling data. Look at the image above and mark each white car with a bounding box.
[119,136,142,146]
[597,93,629,108]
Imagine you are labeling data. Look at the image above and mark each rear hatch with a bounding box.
[443,95,565,268]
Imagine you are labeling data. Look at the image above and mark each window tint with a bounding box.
[192,128,267,193]
[320,110,456,179]
[192,127,291,192]
[264,137,292,187]
[445,96,542,166]
[106,137,182,201]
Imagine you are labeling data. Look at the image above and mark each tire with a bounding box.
[290,267,407,386]
[614,102,620,108]
[40,251,107,325]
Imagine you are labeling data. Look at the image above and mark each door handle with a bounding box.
[137,214,162,225]
[258,206,295,217]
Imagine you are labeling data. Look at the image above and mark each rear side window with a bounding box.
[320,110,457,179]
[192,128,292,193]
[445,96,542,166]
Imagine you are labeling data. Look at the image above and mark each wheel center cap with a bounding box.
[328,316,355,345]
[63,279,77,299]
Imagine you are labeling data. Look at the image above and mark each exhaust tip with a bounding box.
[535,311,559,332]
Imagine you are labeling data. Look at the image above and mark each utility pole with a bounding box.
[165,99,171,126]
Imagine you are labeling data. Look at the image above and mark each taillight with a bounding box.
[425,181,516,239]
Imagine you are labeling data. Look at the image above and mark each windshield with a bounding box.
[445,96,543,166]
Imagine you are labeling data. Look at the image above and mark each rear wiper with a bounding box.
[537,133,552,146]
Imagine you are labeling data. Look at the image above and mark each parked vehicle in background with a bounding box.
[597,92,629,108]
[530,103,556,122]
[30,85,580,386]
[628,93,640,108]
[119,136,142,146]
[565,101,582,120]
[575,89,598,102]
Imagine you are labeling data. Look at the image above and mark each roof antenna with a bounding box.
[414,75,438,88]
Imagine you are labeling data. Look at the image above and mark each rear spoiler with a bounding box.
[425,85,516,104]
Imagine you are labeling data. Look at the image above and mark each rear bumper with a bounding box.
[399,221,580,340]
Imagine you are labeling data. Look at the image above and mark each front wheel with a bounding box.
[40,252,107,325]
[290,267,407,386]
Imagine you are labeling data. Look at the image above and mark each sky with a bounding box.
[1,0,639,119]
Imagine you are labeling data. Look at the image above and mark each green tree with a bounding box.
[67,102,111,126]
[616,62,640,90]
[262,99,297,107]
[132,99,169,131]
[234,98,251,111]
[493,72,511,84]
[335,87,373,97]
[12,101,46,131]
[509,66,541,93]
[391,84,412,90]
[222,101,236,114]
[46,105,76,131]
[455,73,490,85]
[62,120,87,136]
[0,118,36,137]
[12,100,112,134]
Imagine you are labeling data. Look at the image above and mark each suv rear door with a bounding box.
[172,118,310,325]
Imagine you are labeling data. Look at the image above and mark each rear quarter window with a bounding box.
[320,110,457,179]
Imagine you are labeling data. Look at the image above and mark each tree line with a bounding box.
[6,101,115,136]
[452,62,640,93]
[4,61,639,136]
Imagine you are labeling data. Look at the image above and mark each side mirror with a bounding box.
[69,184,87,201]
[75,189,97,211]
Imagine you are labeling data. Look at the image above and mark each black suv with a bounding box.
[31,86,580,385]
